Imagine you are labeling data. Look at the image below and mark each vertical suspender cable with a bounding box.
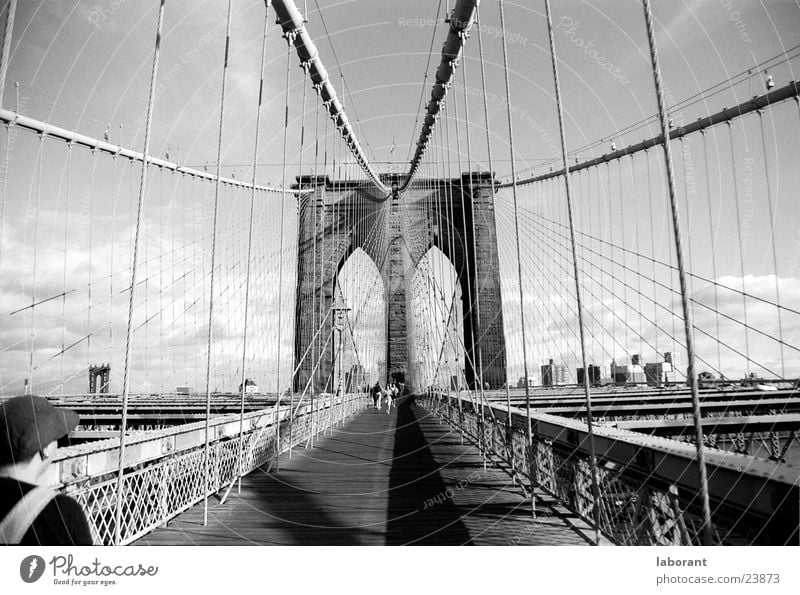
[460,39,498,444]
[203,0,234,527]
[275,37,292,470]
[644,149,661,361]
[319,114,328,398]
[444,103,473,418]
[628,155,645,362]
[726,122,750,375]
[87,151,97,359]
[477,8,521,489]
[290,68,309,459]
[0,0,17,271]
[461,46,487,403]
[616,160,630,356]
[756,110,784,378]
[109,156,120,377]
[27,136,43,394]
[0,119,10,270]
[0,0,16,108]
[433,131,443,392]
[442,108,463,439]
[158,168,164,393]
[452,56,486,461]
[60,145,72,393]
[291,181,301,434]
[168,171,176,393]
[310,92,321,444]
[237,0,272,494]
[700,132,722,373]
[641,0,713,545]
[115,0,166,546]
[440,125,456,408]
[449,108,481,429]
[497,0,532,461]
[434,134,450,393]
[333,149,341,407]
[543,0,602,544]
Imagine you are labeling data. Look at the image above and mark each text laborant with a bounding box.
[656,557,708,567]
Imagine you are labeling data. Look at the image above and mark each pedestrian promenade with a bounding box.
[137,395,605,545]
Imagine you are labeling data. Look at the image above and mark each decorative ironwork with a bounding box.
[420,392,795,545]
[57,393,369,545]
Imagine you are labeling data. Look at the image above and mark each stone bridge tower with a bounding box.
[293,172,507,392]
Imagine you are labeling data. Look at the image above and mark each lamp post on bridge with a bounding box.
[332,306,351,429]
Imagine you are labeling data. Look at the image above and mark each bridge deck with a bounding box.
[136,396,603,546]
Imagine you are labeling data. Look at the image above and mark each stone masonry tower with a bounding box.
[293,173,507,392]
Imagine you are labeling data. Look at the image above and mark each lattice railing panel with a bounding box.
[420,392,791,546]
[60,393,370,544]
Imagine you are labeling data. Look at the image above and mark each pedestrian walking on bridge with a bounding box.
[371,382,382,409]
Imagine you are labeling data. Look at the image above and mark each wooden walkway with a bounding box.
[137,395,607,546]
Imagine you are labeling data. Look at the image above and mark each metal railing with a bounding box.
[421,391,799,545]
[51,392,370,545]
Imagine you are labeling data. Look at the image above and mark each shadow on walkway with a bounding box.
[386,395,473,545]
[246,465,369,545]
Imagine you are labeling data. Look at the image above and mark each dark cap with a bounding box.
[0,395,80,465]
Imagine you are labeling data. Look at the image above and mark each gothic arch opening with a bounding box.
[334,247,387,391]
[408,247,465,391]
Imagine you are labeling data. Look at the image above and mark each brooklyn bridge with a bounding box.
[0,0,799,546]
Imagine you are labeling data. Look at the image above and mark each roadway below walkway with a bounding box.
[136,395,604,545]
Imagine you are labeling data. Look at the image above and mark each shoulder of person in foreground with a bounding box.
[29,493,94,546]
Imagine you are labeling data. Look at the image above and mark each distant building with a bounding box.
[555,363,568,385]
[645,361,679,387]
[610,360,628,385]
[663,352,683,383]
[541,360,554,387]
[629,365,646,385]
[176,386,191,395]
[645,363,665,387]
[609,357,646,385]
[665,352,680,372]
[541,359,567,386]
[597,363,613,386]
[577,365,601,386]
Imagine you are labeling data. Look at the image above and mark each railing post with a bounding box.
[328,393,333,435]
[159,457,170,529]
[526,441,537,520]
[274,405,281,465]
[460,401,465,436]
[289,390,294,458]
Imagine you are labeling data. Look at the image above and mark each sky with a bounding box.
[1,0,799,393]
[3,1,799,178]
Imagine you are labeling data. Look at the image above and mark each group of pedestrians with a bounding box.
[370,381,403,414]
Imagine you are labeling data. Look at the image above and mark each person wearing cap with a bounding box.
[0,395,93,545]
